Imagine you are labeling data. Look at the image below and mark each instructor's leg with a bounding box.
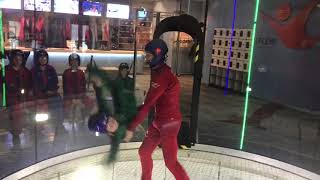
[160,122,189,180]
[139,125,161,180]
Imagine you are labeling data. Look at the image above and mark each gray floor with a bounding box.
[0,71,319,179]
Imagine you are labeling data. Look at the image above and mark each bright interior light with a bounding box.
[20,89,25,94]
[72,166,104,180]
[95,132,99,137]
[35,113,49,122]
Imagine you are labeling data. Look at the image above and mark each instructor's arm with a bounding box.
[124,75,167,142]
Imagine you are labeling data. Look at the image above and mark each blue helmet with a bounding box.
[144,39,168,68]
[88,113,109,134]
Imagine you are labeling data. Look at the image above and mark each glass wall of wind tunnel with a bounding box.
[243,0,320,174]
[198,0,250,150]
[156,0,207,147]
[0,1,147,178]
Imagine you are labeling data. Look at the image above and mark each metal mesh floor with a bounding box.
[20,147,308,180]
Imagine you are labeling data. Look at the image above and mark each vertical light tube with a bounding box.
[0,10,6,107]
[224,0,237,95]
[240,0,261,150]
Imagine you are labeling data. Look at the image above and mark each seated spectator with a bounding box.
[62,53,86,123]
[31,50,63,129]
[1,49,32,145]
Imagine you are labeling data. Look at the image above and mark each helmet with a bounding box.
[8,49,24,61]
[7,49,30,66]
[119,62,129,70]
[144,39,168,68]
[34,49,49,66]
[68,53,81,66]
[88,113,109,134]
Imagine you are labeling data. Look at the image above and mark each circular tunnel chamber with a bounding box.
[1,5,320,179]
[3,143,318,180]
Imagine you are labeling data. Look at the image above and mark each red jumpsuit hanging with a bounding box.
[127,63,189,180]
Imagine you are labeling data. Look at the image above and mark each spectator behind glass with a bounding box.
[117,62,134,90]
[62,53,86,123]
[1,49,32,145]
[112,62,135,115]
[31,50,64,130]
[31,49,59,98]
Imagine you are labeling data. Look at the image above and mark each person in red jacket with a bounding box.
[62,53,86,123]
[31,50,59,99]
[31,50,64,130]
[3,50,32,145]
[124,39,189,180]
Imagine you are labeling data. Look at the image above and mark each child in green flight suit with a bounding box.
[87,61,137,164]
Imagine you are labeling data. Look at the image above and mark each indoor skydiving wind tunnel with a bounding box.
[1,0,320,180]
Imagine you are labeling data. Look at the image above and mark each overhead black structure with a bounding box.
[152,14,205,145]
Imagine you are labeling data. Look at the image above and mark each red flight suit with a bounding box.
[128,64,189,180]
[3,65,32,136]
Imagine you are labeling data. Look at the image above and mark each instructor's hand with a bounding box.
[123,130,134,142]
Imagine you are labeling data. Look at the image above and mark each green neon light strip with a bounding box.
[240,0,261,150]
[0,10,6,107]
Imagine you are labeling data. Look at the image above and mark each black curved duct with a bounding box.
[152,14,206,145]
[153,14,203,44]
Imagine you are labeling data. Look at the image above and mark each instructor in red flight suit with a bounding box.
[2,50,32,145]
[124,39,189,180]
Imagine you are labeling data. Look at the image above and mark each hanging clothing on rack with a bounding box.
[71,24,79,41]
[84,26,90,42]
[23,16,35,41]
[102,19,110,41]
[90,19,98,49]
[35,16,44,33]
[8,21,21,40]
[65,17,71,40]
[70,17,78,41]
[49,19,66,47]
[35,15,46,43]
[31,17,35,36]
[19,16,25,41]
